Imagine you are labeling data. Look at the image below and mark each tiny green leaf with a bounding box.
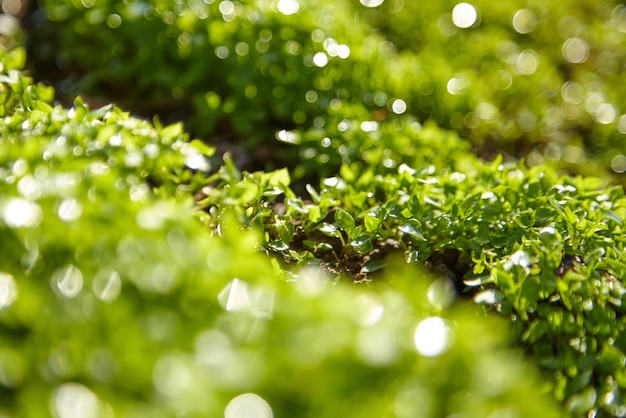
[399,223,426,242]
[364,214,382,233]
[351,235,373,254]
[335,208,355,232]
[316,242,333,251]
[190,139,215,157]
[362,259,385,274]
[268,240,289,251]
[318,223,341,238]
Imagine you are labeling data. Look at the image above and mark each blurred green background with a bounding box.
[22,0,626,179]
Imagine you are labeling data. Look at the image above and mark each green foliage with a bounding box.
[5,0,626,416]
[28,0,626,179]
[0,46,565,417]
[30,0,369,139]
[202,148,626,415]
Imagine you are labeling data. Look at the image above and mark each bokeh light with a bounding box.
[512,9,538,34]
[57,198,83,222]
[452,3,477,29]
[2,198,43,228]
[611,155,626,173]
[0,272,18,309]
[513,49,539,74]
[414,317,451,357]
[51,383,105,418]
[225,393,273,418]
[218,278,251,312]
[277,0,299,15]
[357,325,399,366]
[427,278,456,309]
[52,265,84,298]
[562,38,590,64]
[92,269,122,303]
[312,52,328,67]
[391,99,407,114]
[360,0,384,8]
[354,293,384,327]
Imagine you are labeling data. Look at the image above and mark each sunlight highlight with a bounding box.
[360,0,384,7]
[53,265,84,298]
[218,278,251,312]
[452,3,477,28]
[355,293,384,327]
[51,383,103,418]
[277,0,299,16]
[414,317,450,357]
[225,393,273,418]
[0,273,17,309]
[512,9,537,34]
[3,198,42,228]
[562,38,589,63]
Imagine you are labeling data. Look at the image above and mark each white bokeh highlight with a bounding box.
[0,272,18,309]
[414,317,451,357]
[225,393,273,418]
[452,3,477,28]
